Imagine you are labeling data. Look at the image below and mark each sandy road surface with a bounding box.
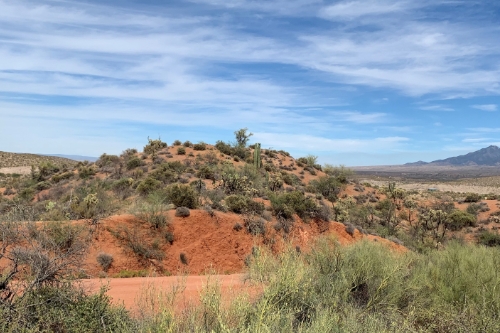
[83,274,255,312]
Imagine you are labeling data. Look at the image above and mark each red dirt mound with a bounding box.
[83,209,405,277]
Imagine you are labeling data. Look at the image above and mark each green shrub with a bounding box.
[111,226,165,261]
[96,153,120,168]
[36,181,52,191]
[78,165,96,179]
[165,231,174,244]
[466,202,482,216]
[180,252,188,265]
[143,137,167,157]
[96,252,114,272]
[244,216,266,236]
[112,177,133,199]
[173,140,182,146]
[477,230,500,247]
[193,142,207,151]
[126,157,143,170]
[177,147,186,155]
[0,284,132,332]
[270,191,317,220]
[446,210,476,231]
[183,140,192,147]
[135,192,171,229]
[175,207,190,217]
[225,195,264,215]
[215,140,233,155]
[282,172,300,186]
[225,194,248,214]
[166,184,198,208]
[464,193,482,203]
[18,187,35,201]
[196,165,216,180]
[136,177,162,196]
[52,171,73,183]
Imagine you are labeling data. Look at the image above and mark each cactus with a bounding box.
[253,143,261,169]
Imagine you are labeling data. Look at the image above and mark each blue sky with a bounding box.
[1,0,499,166]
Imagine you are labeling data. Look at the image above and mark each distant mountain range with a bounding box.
[43,154,98,162]
[406,145,500,167]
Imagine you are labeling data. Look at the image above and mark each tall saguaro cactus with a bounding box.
[253,143,261,169]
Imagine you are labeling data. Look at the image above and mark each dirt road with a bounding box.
[83,274,254,312]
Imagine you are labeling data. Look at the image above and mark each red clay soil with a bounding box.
[82,274,256,313]
[83,208,405,278]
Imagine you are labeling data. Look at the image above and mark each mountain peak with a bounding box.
[428,145,500,166]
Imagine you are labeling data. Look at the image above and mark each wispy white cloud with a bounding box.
[462,138,491,143]
[472,104,497,111]
[320,0,410,19]
[253,132,409,152]
[331,111,387,123]
[420,105,455,111]
[468,127,500,133]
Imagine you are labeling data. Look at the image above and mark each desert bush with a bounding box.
[205,189,227,211]
[135,192,171,229]
[165,231,174,244]
[18,187,35,202]
[225,194,249,214]
[97,252,114,272]
[136,177,162,196]
[121,148,138,159]
[78,165,96,179]
[215,140,233,155]
[477,230,500,247]
[193,142,207,151]
[177,147,186,155]
[126,157,143,170]
[143,137,167,157]
[446,210,476,231]
[175,207,190,217]
[233,223,243,231]
[225,195,264,215]
[464,193,482,203]
[183,140,193,147]
[345,223,356,236]
[309,176,342,203]
[96,153,120,168]
[243,215,266,236]
[173,140,182,146]
[466,202,488,216]
[180,252,189,265]
[323,164,354,183]
[166,183,198,209]
[111,226,165,261]
[0,284,132,332]
[282,172,300,186]
[52,171,73,183]
[35,181,51,191]
[150,164,178,184]
[112,177,133,199]
[270,191,317,221]
[196,165,216,180]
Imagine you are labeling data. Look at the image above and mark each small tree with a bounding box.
[234,128,253,148]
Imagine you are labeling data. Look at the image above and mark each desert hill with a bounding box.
[0,151,77,170]
[406,145,500,166]
[2,137,500,280]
